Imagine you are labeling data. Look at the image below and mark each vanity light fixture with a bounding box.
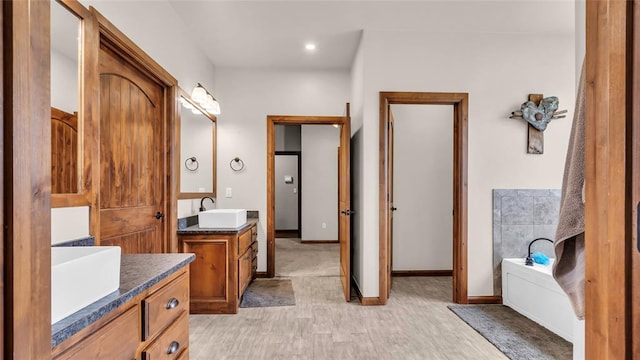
[305,43,316,51]
[191,83,221,115]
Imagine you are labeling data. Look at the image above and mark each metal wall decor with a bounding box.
[509,94,567,154]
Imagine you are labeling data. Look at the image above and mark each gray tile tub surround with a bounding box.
[493,189,560,296]
[51,253,195,348]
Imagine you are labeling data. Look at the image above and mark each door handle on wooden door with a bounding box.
[155,211,165,220]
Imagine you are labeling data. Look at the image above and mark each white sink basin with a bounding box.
[51,246,121,324]
[198,209,247,228]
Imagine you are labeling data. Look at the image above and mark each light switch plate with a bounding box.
[225,187,232,198]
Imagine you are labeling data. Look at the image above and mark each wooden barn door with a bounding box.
[98,43,166,253]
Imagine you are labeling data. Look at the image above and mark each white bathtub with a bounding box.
[502,258,584,359]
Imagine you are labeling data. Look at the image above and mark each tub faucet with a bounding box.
[199,197,215,212]
[525,237,554,266]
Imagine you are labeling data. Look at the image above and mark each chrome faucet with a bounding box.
[199,197,215,212]
[525,237,554,266]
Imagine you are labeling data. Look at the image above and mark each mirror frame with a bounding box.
[51,0,99,208]
[176,87,217,199]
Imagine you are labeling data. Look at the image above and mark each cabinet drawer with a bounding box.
[55,304,140,360]
[143,312,189,360]
[238,228,253,255]
[143,272,189,340]
[176,348,189,360]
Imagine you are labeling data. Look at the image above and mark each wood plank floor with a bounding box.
[189,239,507,359]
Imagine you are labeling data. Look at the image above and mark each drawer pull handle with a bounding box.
[166,297,180,310]
[167,341,180,355]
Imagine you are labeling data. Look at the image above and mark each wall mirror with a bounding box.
[51,0,80,194]
[51,0,99,206]
[178,89,217,198]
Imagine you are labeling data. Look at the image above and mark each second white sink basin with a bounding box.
[198,209,247,228]
[51,246,121,324]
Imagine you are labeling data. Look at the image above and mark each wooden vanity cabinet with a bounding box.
[52,269,190,360]
[178,223,258,314]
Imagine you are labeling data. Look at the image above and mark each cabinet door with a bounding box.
[183,239,228,301]
[238,250,252,297]
[55,305,140,360]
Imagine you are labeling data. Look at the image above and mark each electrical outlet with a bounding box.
[225,187,232,198]
[322,222,327,229]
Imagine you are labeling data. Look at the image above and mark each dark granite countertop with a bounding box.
[51,253,195,349]
[177,218,258,235]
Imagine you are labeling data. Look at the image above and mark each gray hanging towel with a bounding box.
[552,62,586,320]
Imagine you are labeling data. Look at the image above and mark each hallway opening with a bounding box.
[389,104,454,296]
[266,109,352,301]
[379,92,469,304]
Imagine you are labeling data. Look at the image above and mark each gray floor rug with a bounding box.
[448,304,572,360]
[240,279,296,308]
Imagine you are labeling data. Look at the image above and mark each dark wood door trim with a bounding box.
[3,0,52,357]
[633,0,640,356]
[585,1,633,358]
[267,114,349,278]
[379,92,468,305]
[275,151,302,238]
[91,8,178,253]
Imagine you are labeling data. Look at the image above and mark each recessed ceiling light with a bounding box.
[305,43,316,51]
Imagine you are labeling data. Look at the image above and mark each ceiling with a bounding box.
[168,0,575,70]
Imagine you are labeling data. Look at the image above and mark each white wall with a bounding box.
[354,29,575,297]
[301,125,340,241]
[215,67,350,271]
[275,155,298,230]
[576,0,586,78]
[391,105,453,271]
[81,0,216,92]
[51,50,78,114]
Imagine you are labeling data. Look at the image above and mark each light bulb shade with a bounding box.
[203,94,215,110]
[210,100,221,115]
[191,85,207,103]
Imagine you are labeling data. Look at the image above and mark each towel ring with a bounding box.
[230,157,245,172]
[185,156,199,171]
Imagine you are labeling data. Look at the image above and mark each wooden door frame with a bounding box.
[379,92,468,304]
[274,151,302,238]
[91,8,178,252]
[585,1,634,358]
[3,0,52,357]
[267,114,349,277]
